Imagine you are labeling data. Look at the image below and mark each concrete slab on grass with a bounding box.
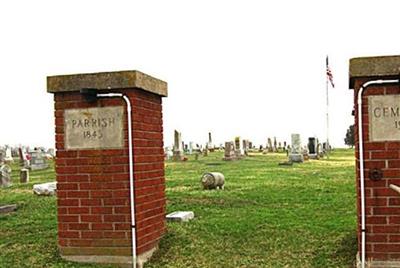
[166,211,194,222]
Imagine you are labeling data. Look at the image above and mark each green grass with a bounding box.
[0,149,357,267]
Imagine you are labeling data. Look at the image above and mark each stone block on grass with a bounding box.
[166,211,194,222]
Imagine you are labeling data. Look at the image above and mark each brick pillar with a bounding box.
[350,56,400,267]
[47,71,167,266]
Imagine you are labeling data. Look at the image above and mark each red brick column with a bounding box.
[47,71,167,266]
[350,56,400,267]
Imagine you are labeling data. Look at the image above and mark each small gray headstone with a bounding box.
[20,169,29,183]
[29,151,49,171]
[166,211,194,222]
[223,141,236,161]
[0,165,12,187]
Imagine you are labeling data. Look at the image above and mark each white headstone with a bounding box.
[291,134,302,154]
[289,134,303,163]
[5,148,13,163]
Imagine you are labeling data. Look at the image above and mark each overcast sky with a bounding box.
[1,1,399,148]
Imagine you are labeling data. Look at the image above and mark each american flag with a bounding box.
[326,56,335,88]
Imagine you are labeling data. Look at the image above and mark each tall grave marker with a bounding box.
[172,130,183,161]
[289,134,303,163]
[234,136,244,158]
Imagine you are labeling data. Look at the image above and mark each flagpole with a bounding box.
[326,57,330,159]
[325,56,330,159]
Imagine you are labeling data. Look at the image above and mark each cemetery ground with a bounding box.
[0,149,356,268]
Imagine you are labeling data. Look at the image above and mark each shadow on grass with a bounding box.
[145,229,188,267]
[311,231,357,268]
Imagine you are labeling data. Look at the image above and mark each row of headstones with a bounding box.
[1,163,55,196]
[0,147,52,170]
[169,130,227,161]
[167,130,328,163]
[169,129,253,162]
[0,165,29,187]
[0,147,52,187]
[288,134,328,163]
[223,137,250,161]
[261,137,288,153]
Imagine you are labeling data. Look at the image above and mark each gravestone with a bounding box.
[20,168,29,183]
[4,148,13,163]
[0,165,12,187]
[242,139,250,155]
[47,148,55,158]
[11,148,19,157]
[188,142,193,155]
[289,134,303,163]
[0,150,5,165]
[173,130,183,161]
[203,145,209,156]
[322,142,328,153]
[223,142,236,161]
[18,147,30,168]
[316,143,324,158]
[302,146,310,161]
[208,132,214,152]
[308,137,318,159]
[234,136,244,158]
[267,138,273,152]
[29,150,49,170]
[164,147,173,160]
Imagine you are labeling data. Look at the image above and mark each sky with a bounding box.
[1,0,399,149]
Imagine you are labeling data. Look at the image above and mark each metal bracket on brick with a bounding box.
[390,184,400,195]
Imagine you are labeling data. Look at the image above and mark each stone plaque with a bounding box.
[369,95,400,141]
[65,106,124,150]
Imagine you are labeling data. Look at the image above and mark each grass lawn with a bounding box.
[0,149,357,268]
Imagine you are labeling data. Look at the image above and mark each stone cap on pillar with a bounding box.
[47,70,168,97]
[349,55,400,89]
